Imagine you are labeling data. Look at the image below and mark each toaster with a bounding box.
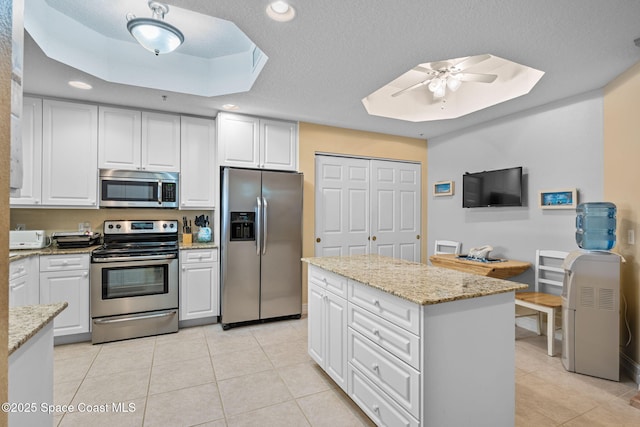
[9,230,49,250]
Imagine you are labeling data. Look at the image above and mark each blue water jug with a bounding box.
[575,202,616,250]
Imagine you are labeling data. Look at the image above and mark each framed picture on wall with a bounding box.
[433,180,454,197]
[538,188,577,209]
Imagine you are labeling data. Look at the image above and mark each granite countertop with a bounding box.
[179,242,218,250]
[8,302,68,356]
[302,254,528,306]
[9,245,101,261]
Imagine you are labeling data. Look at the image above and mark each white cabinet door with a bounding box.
[315,155,370,257]
[308,282,326,366]
[370,160,421,262]
[217,113,260,168]
[41,100,98,207]
[307,281,348,391]
[98,106,142,170]
[325,290,348,390]
[10,96,42,206]
[260,119,297,171]
[39,268,90,336]
[180,262,219,321]
[9,256,39,307]
[141,112,181,172]
[180,116,216,209]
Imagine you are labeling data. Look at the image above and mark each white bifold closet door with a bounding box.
[315,155,421,262]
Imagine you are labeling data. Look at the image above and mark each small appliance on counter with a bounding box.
[9,230,49,250]
[52,231,102,248]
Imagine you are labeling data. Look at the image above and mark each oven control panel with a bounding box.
[103,220,178,235]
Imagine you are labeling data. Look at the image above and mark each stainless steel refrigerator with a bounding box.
[220,167,303,329]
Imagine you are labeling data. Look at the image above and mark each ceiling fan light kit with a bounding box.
[127,1,184,55]
[362,54,545,122]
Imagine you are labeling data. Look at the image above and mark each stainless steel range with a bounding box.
[90,219,179,344]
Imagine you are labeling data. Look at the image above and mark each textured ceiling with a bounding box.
[23,0,640,140]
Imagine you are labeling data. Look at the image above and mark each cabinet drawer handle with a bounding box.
[372,328,380,336]
[371,363,379,372]
[372,299,379,306]
[372,404,380,413]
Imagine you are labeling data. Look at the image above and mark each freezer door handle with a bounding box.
[256,197,262,255]
[263,197,268,255]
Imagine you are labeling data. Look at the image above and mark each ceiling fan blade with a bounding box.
[412,65,439,76]
[391,78,434,97]
[451,54,491,71]
[457,72,497,83]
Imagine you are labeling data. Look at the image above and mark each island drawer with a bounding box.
[348,280,420,334]
[348,328,420,418]
[348,363,419,427]
[348,302,420,370]
[308,265,347,298]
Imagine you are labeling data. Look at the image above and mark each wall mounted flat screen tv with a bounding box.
[462,166,523,208]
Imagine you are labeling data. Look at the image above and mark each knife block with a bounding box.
[182,233,192,244]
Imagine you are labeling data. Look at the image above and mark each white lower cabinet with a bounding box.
[179,249,219,321]
[308,270,348,391]
[39,254,90,336]
[9,256,39,307]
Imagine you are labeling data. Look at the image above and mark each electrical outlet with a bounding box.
[628,229,635,245]
[16,224,25,230]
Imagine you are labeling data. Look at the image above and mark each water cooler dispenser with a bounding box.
[561,202,621,381]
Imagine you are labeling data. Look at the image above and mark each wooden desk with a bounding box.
[429,254,531,279]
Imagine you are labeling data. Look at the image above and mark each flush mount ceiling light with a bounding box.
[126,1,184,55]
[266,1,296,22]
[222,104,240,110]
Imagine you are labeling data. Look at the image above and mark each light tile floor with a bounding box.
[52,318,640,426]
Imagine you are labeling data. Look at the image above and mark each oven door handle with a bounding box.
[93,310,177,324]
[92,254,177,263]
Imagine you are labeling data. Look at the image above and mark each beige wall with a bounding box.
[604,60,640,365]
[298,122,428,304]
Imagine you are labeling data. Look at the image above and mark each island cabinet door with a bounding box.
[308,283,325,366]
[325,291,348,390]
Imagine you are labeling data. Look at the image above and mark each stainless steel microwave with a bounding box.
[99,169,179,208]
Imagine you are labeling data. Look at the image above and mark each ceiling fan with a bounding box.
[391,54,498,99]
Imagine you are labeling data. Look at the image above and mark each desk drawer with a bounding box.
[349,302,420,370]
[348,364,419,427]
[308,265,347,298]
[348,280,420,334]
[348,329,420,418]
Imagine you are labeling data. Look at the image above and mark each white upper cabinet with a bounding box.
[217,112,298,171]
[98,108,180,172]
[141,112,181,172]
[260,119,297,171]
[98,106,142,170]
[180,116,216,209]
[10,96,42,206]
[41,99,98,207]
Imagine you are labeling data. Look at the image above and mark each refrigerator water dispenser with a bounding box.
[230,212,255,241]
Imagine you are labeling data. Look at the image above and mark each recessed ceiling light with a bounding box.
[266,1,296,22]
[222,104,240,110]
[68,80,92,90]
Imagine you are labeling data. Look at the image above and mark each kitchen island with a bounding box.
[302,254,527,427]
[9,303,67,426]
